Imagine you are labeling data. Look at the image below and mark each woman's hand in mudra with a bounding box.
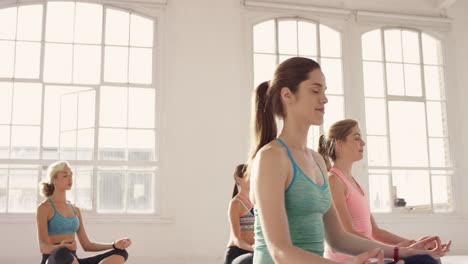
[114,238,132,250]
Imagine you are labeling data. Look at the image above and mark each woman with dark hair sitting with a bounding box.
[224,164,254,264]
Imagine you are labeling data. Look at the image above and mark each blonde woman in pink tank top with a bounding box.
[318,119,450,264]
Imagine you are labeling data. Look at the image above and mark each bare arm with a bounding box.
[75,207,113,252]
[251,146,337,264]
[228,200,253,251]
[328,173,371,240]
[370,215,409,245]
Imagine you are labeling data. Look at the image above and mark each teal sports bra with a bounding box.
[47,198,80,236]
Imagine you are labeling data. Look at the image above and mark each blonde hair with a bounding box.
[40,161,71,197]
[317,119,358,170]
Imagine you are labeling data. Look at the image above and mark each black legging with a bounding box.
[224,246,253,264]
[41,247,128,264]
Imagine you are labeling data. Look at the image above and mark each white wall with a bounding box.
[1,0,467,263]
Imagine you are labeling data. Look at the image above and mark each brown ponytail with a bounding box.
[41,182,55,197]
[249,81,277,161]
[318,134,334,170]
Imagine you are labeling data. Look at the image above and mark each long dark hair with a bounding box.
[232,164,247,198]
[317,119,358,170]
[249,57,321,162]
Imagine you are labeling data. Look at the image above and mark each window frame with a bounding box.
[0,0,168,221]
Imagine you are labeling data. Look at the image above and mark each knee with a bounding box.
[115,249,128,261]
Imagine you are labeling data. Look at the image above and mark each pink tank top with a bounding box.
[324,168,373,262]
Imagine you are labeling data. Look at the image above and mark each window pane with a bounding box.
[75,3,102,44]
[392,170,431,208]
[104,46,128,83]
[298,21,317,56]
[44,43,73,83]
[306,125,320,150]
[369,173,391,212]
[15,41,41,79]
[366,136,389,166]
[404,64,422,96]
[0,40,15,78]
[12,83,42,125]
[77,90,95,129]
[43,86,89,148]
[75,167,93,209]
[46,2,75,43]
[99,128,126,160]
[386,63,404,96]
[402,30,420,64]
[0,82,13,124]
[253,53,275,87]
[100,86,127,127]
[384,29,402,62]
[365,98,387,135]
[128,88,155,128]
[0,170,6,212]
[254,20,275,53]
[97,170,124,212]
[362,29,382,61]
[278,20,297,55]
[431,175,452,212]
[60,92,78,131]
[323,95,344,133]
[388,101,428,167]
[321,58,343,95]
[17,5,43,41]
[59,130,76,160]
[105,8,129,46]
[8,169,38,212]
[279,55,294,64]
[127,171,153,212]
[320,24,341,57]
[129,47,152,84]
[128,129,155,161]
[11,126,40,159]
[363,62,385,97]
[426,101,445,137]
[0,126,10,158]
[77,129,94,160]
[429,138,449,167]
[424,66,444,100]
[130,14,153,47]
[422,33,442,65]
[0,7,17,40]
[73,45,101,84]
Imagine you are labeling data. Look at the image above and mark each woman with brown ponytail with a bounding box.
[318,119,450,264]
[248,57,449,264]
[36,161,131,264]
[224,164,254,264]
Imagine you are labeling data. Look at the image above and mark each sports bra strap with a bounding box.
[276,138,297,166]
[48,198,57,212]
[67,200,77,215]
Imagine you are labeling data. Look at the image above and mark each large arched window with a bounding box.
[253,18,345,149]
[362,28,452,213]
[0,2,158,214]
